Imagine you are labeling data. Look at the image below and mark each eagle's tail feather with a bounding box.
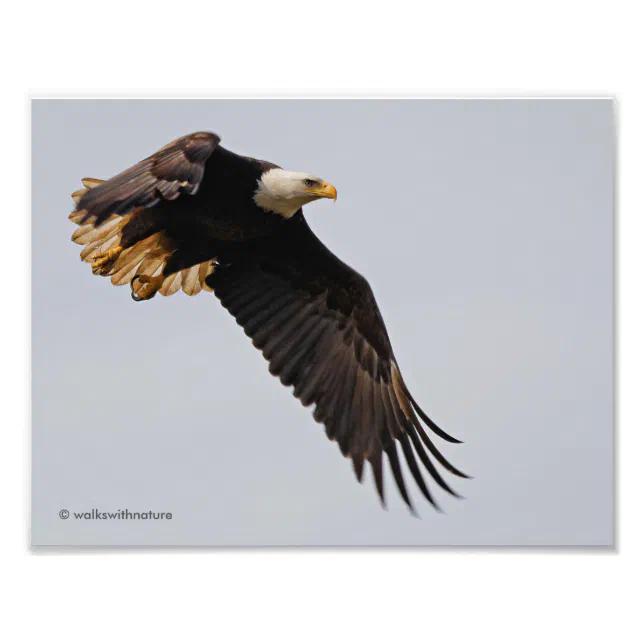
[69,179,215,300]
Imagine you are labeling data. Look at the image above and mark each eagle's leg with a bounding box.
[130,273,165,301]
[90,246,123,275]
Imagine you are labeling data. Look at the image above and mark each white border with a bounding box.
[4,1,641,642]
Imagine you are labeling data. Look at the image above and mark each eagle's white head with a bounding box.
[254,169,338,219]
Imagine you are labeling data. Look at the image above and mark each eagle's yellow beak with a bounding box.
[307,182,337,202]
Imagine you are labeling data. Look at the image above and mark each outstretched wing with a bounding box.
[207,217,468,512]
[73,131,220,226]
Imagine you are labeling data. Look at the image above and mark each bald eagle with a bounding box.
[69,131,468,513]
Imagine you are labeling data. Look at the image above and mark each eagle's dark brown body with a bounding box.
[70,131,467,512]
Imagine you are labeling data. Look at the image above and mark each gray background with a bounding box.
[31,99,614,546]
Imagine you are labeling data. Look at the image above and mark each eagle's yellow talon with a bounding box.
[91,246,123,266]
[90,246,123,274]
[131,273,165,301]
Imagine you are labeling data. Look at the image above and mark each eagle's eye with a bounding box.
[304,178,315,188]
